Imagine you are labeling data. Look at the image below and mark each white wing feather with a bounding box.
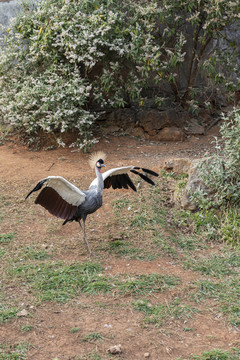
[89,166,134,188]
[45,176,86,206]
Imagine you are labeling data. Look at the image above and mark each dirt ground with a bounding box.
[0,126,239,360]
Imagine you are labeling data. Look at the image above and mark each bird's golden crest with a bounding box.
[88,151,107,169]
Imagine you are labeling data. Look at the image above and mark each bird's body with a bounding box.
[26,153,158,255]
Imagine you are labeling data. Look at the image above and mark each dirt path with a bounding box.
[0,125,219,179]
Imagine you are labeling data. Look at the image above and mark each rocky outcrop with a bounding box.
[104,108,191,141]
[181,159,215,210]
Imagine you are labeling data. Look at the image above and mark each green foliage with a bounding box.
[151,0,240,107]
[221,207,240,245]
[0,0,239,146]
[190,109,240,245]
[0,0,160,149]
[194,109,240,207]
[17,246,51,261]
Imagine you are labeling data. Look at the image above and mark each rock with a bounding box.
[17,309,29,317]
[108,108,136,128]
[153,127,185,141]
[163,158,191,174]
[107,344,122,354]
[137,108,189,135]
[181,158,215,210]
[144,352,151,358]
[105,107,190,141]
[166,347,172,354]
[185,118,205,135]
[125,127,146,138]
[104,125,121,134]
[138,109,170,136]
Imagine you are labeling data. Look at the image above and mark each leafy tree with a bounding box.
[149,0,240,111]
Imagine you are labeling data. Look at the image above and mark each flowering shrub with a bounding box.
[0,0,239,148]
[0,0,161,149]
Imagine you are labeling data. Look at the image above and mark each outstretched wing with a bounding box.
[89,166,158,192]
[25,176,86,220]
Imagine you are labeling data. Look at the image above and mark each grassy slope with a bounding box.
[0,172,240,360]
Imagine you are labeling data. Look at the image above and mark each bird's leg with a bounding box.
[79,220,93,256]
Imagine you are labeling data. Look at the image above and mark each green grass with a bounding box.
[134,298,199,326]
[185,251,240,277]
[0,343,29,360]
[20,325,34,333]
[1,172,240,358]
[70,327,80,334]
[0,305,19,323]
[194,278,240,327]
[221,207,240,246]
[183,348,240,360]
[112,197,131,209]
[0,233,15,244]
[82,332,103,342]
[10,259,180,302]
[0,249,6,258]
[10,262,108,302]
[103,237,158,260]
[17,246,51,261]
[118,273,179,295]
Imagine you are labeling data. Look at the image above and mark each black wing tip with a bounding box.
[25,179,47,200]
[25,191,33,200]
[130,169,157,186]
[141,168,159,177]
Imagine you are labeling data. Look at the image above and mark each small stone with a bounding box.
[104,324,112,328]
[144,352,150,358]
[17,309,29,317]
[166,347,172,354]
[107,344,122,354]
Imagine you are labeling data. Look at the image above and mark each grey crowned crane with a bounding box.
[25,152,158,255]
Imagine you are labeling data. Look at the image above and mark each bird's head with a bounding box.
[89,151,106,170]
[96,158,105,170]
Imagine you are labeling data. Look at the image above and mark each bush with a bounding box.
[196,109,240,207]
[0,0,160,149]
[0,0,239,147]
[190,108,240,245]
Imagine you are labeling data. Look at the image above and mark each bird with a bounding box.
[25,152,159,255]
